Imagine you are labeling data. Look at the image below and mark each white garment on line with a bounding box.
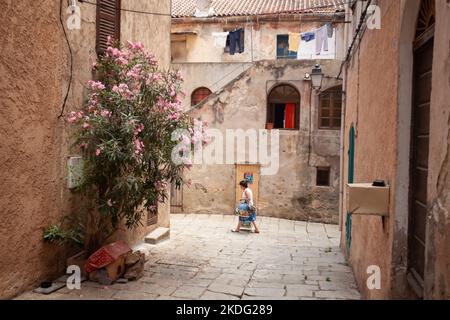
[297,26,336,60]
[212,32,229,48]
[315,25,329,55]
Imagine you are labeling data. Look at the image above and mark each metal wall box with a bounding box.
[67,156,84,189]
[346,183,390,216]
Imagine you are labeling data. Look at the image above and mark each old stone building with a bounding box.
[340,0,450,299]
[0,0,171,299]
[171,0,346,223]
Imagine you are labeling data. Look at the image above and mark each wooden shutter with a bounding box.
[96,0,121,56]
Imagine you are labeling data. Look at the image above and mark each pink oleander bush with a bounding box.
[63,38,208,252]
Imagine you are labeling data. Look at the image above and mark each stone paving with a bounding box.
[17,214,361,300]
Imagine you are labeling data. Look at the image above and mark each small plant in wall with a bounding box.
[44,38,208,253]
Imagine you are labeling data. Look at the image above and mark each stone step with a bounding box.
[145,227,170,245]
[132,242,153,261]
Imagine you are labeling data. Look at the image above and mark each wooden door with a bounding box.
[408,27,434,294]
[235,164,260,206]
[170,182,183,213]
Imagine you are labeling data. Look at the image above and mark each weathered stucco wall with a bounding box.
[341,0,401,300]
[172,62,253,110]
[0,0,171,299]
[172,20,345,63]
[425,0,450,300]
[181,60,342,224]
[0,0,73,300]
[342,0,450,299]
[121,0,172,69]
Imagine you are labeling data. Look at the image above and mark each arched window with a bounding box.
[319,85,342,130]
[191,87,212,106]
[267,84,300,130]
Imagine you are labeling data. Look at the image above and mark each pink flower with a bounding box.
[154,181,166,192]
[133,123,144,135]
[95,148,102,156]
[116,57,128,66]
[107,199,113,207]
[68,112,78,123]
[101,109,112,118]
[126,64,143,80]
[105,46,130,65]
[133,138,144,155]
[87,80,105,91]
[127,41,145,52]
[112,83,134,100]
[82,122,90,129]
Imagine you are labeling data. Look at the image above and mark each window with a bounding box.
[191,87,212,106]
[267,84,300,130]
[319,86,342,129]
[316,167,331,187]
[96,0,121,56]
[171,34,187,62]
[276,35,297,59]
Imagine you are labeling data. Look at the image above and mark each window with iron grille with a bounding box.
[96,0,121,56]
[319,85,342,130]
[191,87,212,106]
[316,167,331,187]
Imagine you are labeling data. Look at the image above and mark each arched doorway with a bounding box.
[266,84,300,130]
[407,0,435,298]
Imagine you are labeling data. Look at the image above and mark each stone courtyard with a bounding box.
[17,214,361,300]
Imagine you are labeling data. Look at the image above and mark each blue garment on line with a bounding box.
[301,31,315,42]
[229,28,244,55]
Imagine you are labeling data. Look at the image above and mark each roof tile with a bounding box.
[172,0,345,18]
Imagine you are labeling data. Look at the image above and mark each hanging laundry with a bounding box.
[301,31,315,42]
[284,103,296,129]
[326,22,334,38]
[229,28,244,55]
[315,25,329,55]
[212,32,229,48]
[288,33,300,52]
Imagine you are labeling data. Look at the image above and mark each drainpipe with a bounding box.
[338,3,351,231]
[338,67,348,231]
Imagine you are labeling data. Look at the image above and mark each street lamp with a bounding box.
[311,64,324,90]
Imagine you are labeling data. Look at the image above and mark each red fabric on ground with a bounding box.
[85,241,131,273]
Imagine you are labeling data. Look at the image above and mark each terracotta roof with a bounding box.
[172,0,345,18]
